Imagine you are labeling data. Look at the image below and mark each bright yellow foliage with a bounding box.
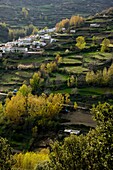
[12,149,49,170]
[101,38,110,52]
[5,92,26,122]
[4,91,69,121]
[74,102,78,109]
[76,36,86,50]
[27,94,47,117]
[27,93,65,118]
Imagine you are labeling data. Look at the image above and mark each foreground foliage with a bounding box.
[42,102,113,170]
[12,149,49,170]
[0,137,14,170]
[1,98,113,169]
[0,87,70,150]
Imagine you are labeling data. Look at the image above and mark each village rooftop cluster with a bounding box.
[0,28,56,55]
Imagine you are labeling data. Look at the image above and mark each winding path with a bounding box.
[0,92,7,96]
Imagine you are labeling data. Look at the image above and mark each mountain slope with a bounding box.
[0,0,113,28]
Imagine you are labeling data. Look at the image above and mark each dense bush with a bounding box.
[43,102,113,170]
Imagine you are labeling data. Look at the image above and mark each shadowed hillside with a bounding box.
[0,0,113,28]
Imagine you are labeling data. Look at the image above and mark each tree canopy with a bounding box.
[56,15,84,32]
[42,102,113,170]
[101,38,110,52]
[0,137,14,170]
[76,36,86,50]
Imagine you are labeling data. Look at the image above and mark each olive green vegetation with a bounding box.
[0,0,113,42]
[0,82,71,150]
[42,103,113,170]
[0,137,14,170]
[0,23,39,42]
[1,102,113,170]
[1,6,113,170]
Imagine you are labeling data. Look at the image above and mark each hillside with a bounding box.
[0,0,113,28]
[1,7,113,99]
[1,8,113,168]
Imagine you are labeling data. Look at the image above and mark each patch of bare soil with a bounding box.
[62,109,96,127]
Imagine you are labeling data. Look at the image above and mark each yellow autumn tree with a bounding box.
[0,102,4,122]
[67,75,75,87]
[46,93,64,117]
[101,38,110,52]
[55,54,62,64]
[108,63,113,77]
[102,67,109,85]
[27,93,65,118]
[46,61,57,74]
[86,71,95,84]
[74,102,78,109]
[12,149,49,170]
[40,63,47,73]
[70,15,84,27]
[27,94,47,117]
[5,92,26,122]
[56,18,69,32]
[76,36,86,50]
[0,102,3,115]
[56,15,84,32]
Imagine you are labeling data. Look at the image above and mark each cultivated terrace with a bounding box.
[0,7,113,170]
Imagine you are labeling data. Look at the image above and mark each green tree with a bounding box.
[76,36,86,50]
[92,36,97,46]
[95,70,102,84]
[35,161,50,170]
[19,84,31,96]
[49,135,87,170]
[85,102,113,170]
[0,137,14,170]
[67,75,75,87]
[86,70,95,84]
[47,102,113,170]
[102,67,109,85]
[30,72,44,93]
[108,63,113,77]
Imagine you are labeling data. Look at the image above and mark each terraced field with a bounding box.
[0,0,113,28]
[1,7,113,95]
[1,7,113,154]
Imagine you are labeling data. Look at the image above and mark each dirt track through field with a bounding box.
[62,109,96,127]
